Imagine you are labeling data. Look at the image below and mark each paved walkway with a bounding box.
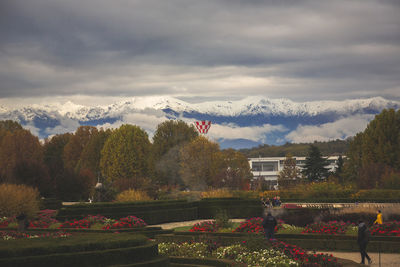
[318,251,400,267]
[153,219,400,266]
[152,219,245,229]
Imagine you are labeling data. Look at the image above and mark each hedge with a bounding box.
[0,233,166,267]
[57,201,198,223]
[0,243,159,267]
[17,227,173,238]
[197,198,263,219]
[0,233,147,258]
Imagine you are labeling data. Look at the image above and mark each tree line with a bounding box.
[277,109,400,190]
[0,120,252,201]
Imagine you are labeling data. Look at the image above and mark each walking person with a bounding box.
[262,211,277,241]
[357,220,372,265]
[374,210,383,225]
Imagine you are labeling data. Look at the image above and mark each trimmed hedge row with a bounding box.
[56,199,264,224]
[197,199,263,219]
[281,198,400,203]
[0,233,168,267]
[0,233,147,258]
[19,227,173,238]
[0,243,159,267]
[57,201,199,223]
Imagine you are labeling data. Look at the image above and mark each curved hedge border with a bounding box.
[0,233,167,267]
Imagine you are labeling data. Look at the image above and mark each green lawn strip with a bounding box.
[0,232,147,258]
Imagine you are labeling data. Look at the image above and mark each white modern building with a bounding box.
[248,156,341,189]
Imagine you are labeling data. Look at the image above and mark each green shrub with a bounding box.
[0,184,40,220]
[352,189,400,200]
[116,189,152,202]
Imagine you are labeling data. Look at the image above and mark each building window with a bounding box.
[252,162,278,172]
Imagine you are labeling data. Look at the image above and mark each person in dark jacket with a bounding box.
[357,220,372,265]
[262,212,277,240]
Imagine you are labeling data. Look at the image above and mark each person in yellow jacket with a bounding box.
[374,210,382,225]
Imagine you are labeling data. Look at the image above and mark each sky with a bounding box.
[0,0,399,146]
[1,0,399,105]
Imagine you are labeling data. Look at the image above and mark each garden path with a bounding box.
[318,251,400,267]
[152,219,245,229]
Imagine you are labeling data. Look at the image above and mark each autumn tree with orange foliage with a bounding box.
[0,124,52,196]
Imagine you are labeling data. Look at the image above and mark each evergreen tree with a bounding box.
[301,145,330,182]
[333,155,344,183]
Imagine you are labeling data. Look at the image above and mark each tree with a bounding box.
[301,145,330,182]
[152,120,198,186]
[152,120,198,160]
[43,133,72,179]
[333,155,345,183]
[100,124,152,183]
[278,153,301,188]
[0,128,52,195]
[63,126,99,171]
[0,120,23,141]
[213,149,252,189]
[179,136,221,190]
[344,109,400,188]
[76,128,112,175]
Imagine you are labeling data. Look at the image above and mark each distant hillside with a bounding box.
[240,139,349,157]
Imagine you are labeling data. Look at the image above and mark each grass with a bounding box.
[277,224,305,234]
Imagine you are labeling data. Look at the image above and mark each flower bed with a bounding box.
[103,216,147,230]
[57,215,147,230]
[370,221,400,236]
[272,240,340,267]
[1,230,71,240]
[302,221,352,235]
[159,241,341,267]
[189,220,219,232]
[0,217,10,228]
[233,217,284,234]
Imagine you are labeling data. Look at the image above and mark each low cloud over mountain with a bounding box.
[0,96,398,149]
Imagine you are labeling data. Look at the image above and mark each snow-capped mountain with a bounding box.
[0,96,399,149]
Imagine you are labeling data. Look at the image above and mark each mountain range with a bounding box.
[0,96,399,149]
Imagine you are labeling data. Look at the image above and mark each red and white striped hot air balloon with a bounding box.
[194,120,212,134]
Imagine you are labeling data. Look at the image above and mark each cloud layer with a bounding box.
[1,0,399,102]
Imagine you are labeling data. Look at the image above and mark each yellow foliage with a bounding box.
[115,189,152,202]
[201,188,234,198]
[0,183,40,219]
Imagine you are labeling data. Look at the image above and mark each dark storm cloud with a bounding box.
[0,0,399,100]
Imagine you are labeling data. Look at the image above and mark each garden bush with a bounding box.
[115,189,152,202]
[0,184,40,220]
[352,189,400,200]
[201,189,234,199]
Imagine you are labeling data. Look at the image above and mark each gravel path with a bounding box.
[152,219,245,229]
